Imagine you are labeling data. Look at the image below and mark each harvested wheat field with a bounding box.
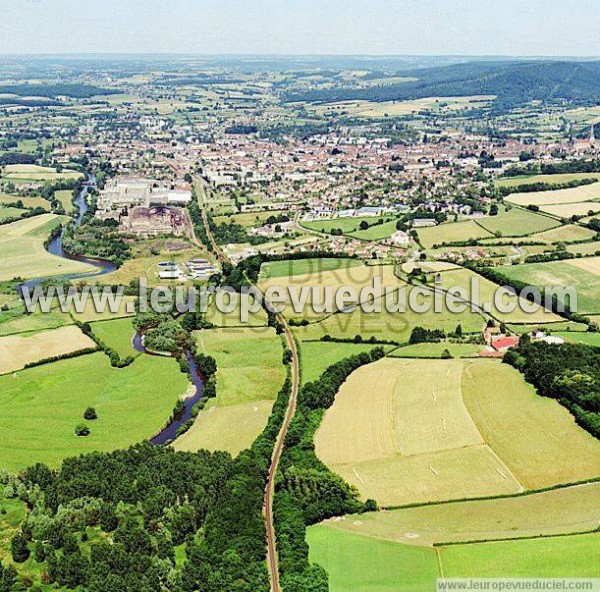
[0,325,96,374]
[315,358,600,505]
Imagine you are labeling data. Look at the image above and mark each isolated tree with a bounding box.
[11,532,30,563]
[75,424,90,437]
[83,407,97,421]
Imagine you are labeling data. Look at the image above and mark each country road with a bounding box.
[196,180,299,592]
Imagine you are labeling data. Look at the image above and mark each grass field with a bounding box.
[0,352,188,471]
[70,294,137,322]
[315,358,600,505]
[388,342,485,358]
[54,189,75,214]
[1,164,83,183]
[567,241,600,256]
[0,193,50,210]
[416,220,494,248]
[0,325,95,374]
[0,213,95,281]
[308,527,600,590]
[553,331,600,347]
[299,341,393,384]
[307,525,439,592]
[320,482,600,545]
[205,289,269,327]
[497,256,600,314]
[259,257,362,280]
[301,216,394,236]
[496,173,600,188]
[475,208,561,237]
[307,96,494,118]
[437,267,564,324]
[213,209,290,228]
[0,299,73,337]
[0,206,25,222]
[505,182,600,207]
[292,283,485,343]
[348,219,399,241]
[441,533,600,578]
[174,327,285,455]
[258,263,401,321]
[89,317,138,358]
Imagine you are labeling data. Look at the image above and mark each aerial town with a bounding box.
[0,27,598,592]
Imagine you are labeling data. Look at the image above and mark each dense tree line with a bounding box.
[497,178,597,197]
[504,340,600,438]
[0,84,119,99]
[409,326,446,344]
[274,349,384,590]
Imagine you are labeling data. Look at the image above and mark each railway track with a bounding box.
[196,181,299,592]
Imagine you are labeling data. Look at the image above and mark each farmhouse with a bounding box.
[491,335,520,353]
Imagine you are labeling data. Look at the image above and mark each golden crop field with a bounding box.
[0,325,95,374]
[505,182,600,206]
[314,358,600,506]
[437,267,564,324]
[320,482,600,545]
[0,214,96,281]
[540,201,600,218]
[416,220,494,248]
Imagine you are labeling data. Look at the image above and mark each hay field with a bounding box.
[0,353,188,471]
[567,241,600,256]
[0,325,95,374]
[315,358,523,505]
[389,342,485,358]
[315,358,600,505]
[505,182,600,206]
[174,327,285,455]
[0,214,95,281]
[475,209,560,237]
[416,220,493,248]
[1,164,83,183]
[205,289,269,327]
[321,482,600,545]
[70,295,137,323]
[462,361,600,488]
[496,173,600,188]
[498,257,600,314]
[527,224,597,243]
[308,96,494,118]
[0,207,24,222]
[293,285,485,344]
[257,263,399,321]
[437,268,564,323]
[0,194,49,210]
[540,201,600,218]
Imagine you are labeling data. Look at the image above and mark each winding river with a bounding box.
[20,176,205,446]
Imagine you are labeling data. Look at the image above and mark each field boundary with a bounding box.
[381,476,600,511]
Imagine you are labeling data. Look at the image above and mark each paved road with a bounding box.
[196,180,299,592]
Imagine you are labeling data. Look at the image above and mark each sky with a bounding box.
[0,0,599,56]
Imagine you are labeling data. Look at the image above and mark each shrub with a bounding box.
[75,424,90,437]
